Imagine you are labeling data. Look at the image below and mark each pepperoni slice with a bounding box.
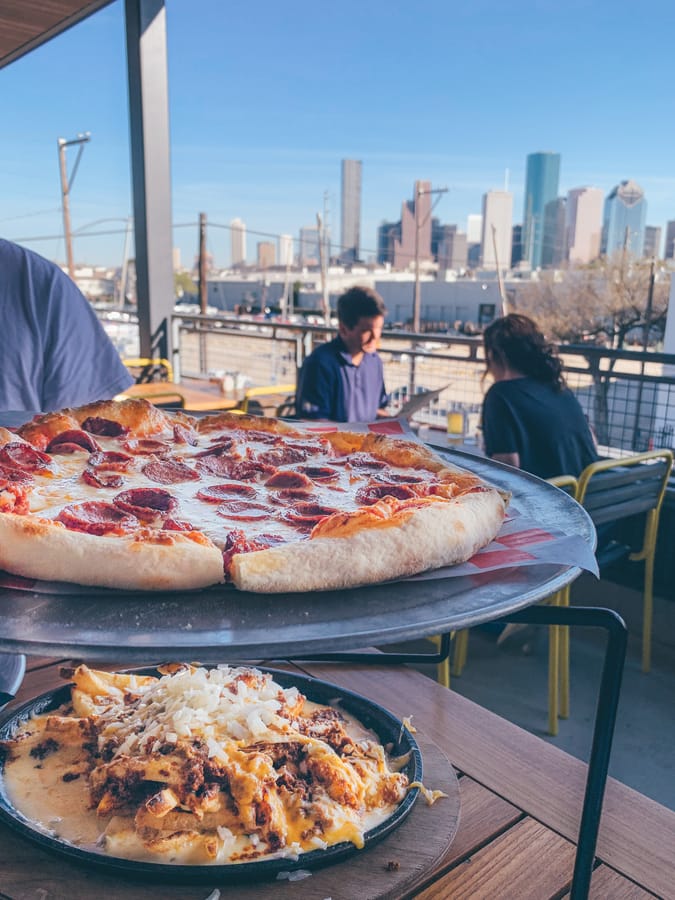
[122,438,171,456]
[197,483,257,502]
[282,502,340,527]
[81,417,129,437]
[265,470,313,490]
[195,456,274,481]
[173,423,198,446]
[355,483,417,505]
[113,488,178,521]
[0,463,34,486]
[56,501,138,535]
[374,471,426,485]
[46,430,101,454]
[0,442,52,473]
[195,441,236,458]
[222,529,273,576]
[142,458,200,484]
[236,429,281,445]
[216,500,275,522]
[257,447,307,466]
[297,465,340,482]
[162,517,194,531]
[82,469,124,489]
[207,435,236,450]
[274,488,317,501]
[88,450,134,472]
[346,453,387,470]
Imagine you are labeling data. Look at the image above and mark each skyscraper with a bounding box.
[522,151,561,269]
[643,226,662,259]
[601,180,647,257]
[480,190,513,269]
[665,221,675,260]
[257,241,275,268]
[340,159,362,262]
[230,218,246,266]
[393,180,432,269]
[278,234,294,267]
[565,187,603,264]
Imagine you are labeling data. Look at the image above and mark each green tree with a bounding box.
[174,271,197,299]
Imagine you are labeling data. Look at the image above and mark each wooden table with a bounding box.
[116,380,242,412]
[2,657,672,899]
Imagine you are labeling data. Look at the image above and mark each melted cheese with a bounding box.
[19,427,444,549]
[2,666,409,866]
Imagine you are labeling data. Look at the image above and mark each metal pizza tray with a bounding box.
[0,449,595,662]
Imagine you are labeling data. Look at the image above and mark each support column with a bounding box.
[125,0,174,362]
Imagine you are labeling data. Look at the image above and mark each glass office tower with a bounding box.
[601,180,647,257]
[522,151,561,269]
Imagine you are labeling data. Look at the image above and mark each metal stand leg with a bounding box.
[499,606,627,900]
[289,630,453,667]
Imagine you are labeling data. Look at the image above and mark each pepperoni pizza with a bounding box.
[0,399,506,593]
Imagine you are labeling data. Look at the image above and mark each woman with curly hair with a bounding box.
[481,313,598,479]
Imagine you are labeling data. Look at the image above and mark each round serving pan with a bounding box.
[0,666,422,884]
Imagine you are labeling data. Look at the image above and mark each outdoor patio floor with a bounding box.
[388,574,675,812]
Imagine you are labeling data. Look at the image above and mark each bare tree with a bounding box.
[510,256,670,443]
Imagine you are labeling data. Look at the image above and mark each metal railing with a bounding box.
[168,312,675,457]
[99,308,675,457]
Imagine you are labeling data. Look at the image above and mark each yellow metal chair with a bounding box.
[571,450,673,676]
[444,474,578,735]
[121,390,186,409]
[123,357,174,384]
[237,384,296,416]
[545,475,579,736]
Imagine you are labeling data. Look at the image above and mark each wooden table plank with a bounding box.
[434,776,522,870]
[297,662,675,899]
[117,381,240,411]
[563,865,658,899]
[414,818,576,900]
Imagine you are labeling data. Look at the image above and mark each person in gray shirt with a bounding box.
[0,239,133,411]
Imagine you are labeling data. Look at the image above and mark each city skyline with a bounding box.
[1,0,674,268]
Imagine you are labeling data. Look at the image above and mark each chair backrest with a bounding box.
[238,383,296,416]
[127,390,186,409]
[123,357,174,384]
[547,474,578,496]
[576,450,674,526]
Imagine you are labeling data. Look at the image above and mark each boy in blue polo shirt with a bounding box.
[296,286,389,422]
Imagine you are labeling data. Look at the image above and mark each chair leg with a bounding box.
[452,629,469,676]
[548,620,560,736]
[437,653,450,689]
[642,555,655,673]
[559,586,570,719]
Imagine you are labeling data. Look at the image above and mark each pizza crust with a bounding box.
[0,513,224,592]
[229,488,505,593]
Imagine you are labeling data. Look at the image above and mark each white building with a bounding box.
[466,214,483,244]
[230,218,247,266]
[278,233,294,267]
[480,191,513,270]
[565,187,603,264]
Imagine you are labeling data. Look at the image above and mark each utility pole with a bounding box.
[120,216,132,306]
[413,183,448,333]
[316,212,330,324]
[491,224,508,315]
[631,256,657,451]
[198,212,208,314]
[198,213,208,373]
[57,132,90,280]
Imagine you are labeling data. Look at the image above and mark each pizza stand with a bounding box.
[0,414,626,899]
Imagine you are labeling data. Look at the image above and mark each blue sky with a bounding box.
[1,0,674,268]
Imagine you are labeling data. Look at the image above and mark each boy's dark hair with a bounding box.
[337,286,387,328]
[483,313,565,391]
